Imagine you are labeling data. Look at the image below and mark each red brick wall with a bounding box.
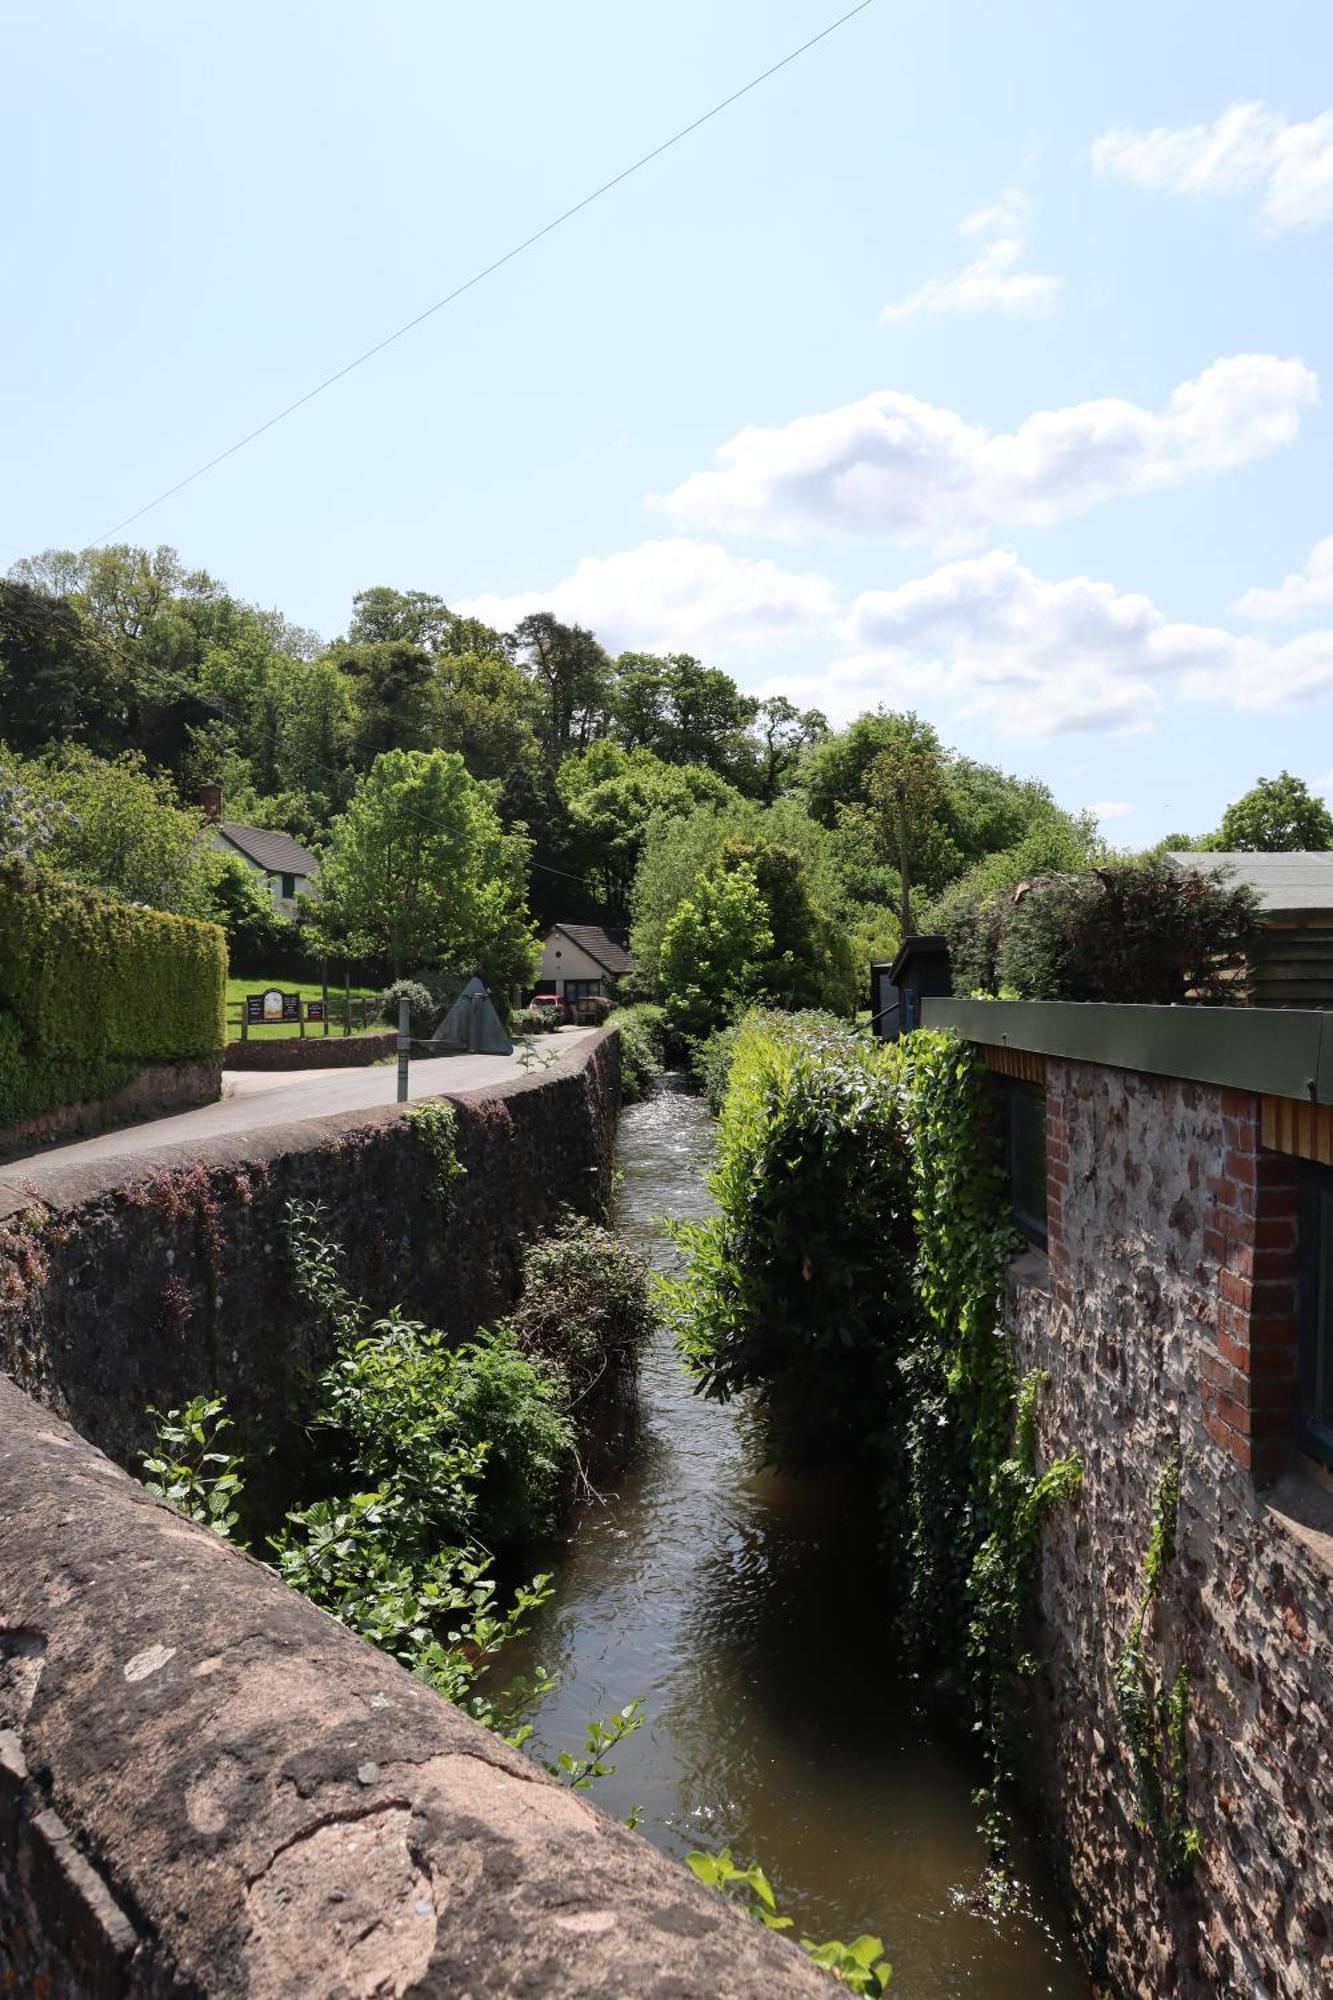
[1201,1087,1302,1479]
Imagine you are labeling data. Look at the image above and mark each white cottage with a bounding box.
[201,787,319,917]
[533,923,633,1005]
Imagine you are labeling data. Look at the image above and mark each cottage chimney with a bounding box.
[198,782,222,822]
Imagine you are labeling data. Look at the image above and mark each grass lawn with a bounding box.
[225,974,384,1041]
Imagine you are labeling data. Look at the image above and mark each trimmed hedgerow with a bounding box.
[0,857,226,1125]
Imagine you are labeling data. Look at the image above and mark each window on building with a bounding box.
[1300,1165,1333,1467]
[280,872,297,900]
[1003,1077,1048,1249]
[562,979,602,1002]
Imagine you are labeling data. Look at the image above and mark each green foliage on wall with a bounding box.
[668,1012,1082,1871]
[607,1003,667,1104]
[1113,1446,1201,1885]
[0,856,226,1126]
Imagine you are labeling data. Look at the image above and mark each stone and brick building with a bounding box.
[933,996,1333,1997]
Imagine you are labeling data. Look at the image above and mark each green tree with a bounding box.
[558,745,739,916]
[13,746,218,914]
[658,862,774,1040]
[0,579,121,753]
[800,709,943,827]
[304,748,537,990]
[749,695,828,803]
[609,651,759,781]
[508,613,612,760]
[1216,771,1333,852]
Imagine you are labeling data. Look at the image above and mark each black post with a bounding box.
[344,967,351,1038]
[396,996,410,1104]
[322,958,330,1039]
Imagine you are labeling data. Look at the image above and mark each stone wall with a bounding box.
[0,1031,620,1501]
[1010,1054,1333,1998]
[0,1059,222,1162]
[223,1031,398,1069]
[0,1372,829,1999]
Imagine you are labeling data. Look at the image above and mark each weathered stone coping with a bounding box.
[924,996,1333,1104]
[0,1373,830,1998]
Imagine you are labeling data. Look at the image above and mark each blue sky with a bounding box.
[5,0,1333,841]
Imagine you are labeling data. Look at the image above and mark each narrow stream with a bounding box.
[512,1078,1090,1998]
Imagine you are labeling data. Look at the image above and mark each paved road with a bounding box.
[1,1030,596,1186]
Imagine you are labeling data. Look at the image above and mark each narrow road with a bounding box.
[0,1030,597,1195]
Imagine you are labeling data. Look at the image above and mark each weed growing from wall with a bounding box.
[141,1395,245,1539]
[1113,1446,1200,1884]
[685,1850,892,1994]
[406,1097,467,1213]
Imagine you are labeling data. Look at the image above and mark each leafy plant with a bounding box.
[686,1850,891,1993]
[407,1096,468,1211]
[381,977,437,1037]
[141,1395,246,1541]
[1113,1447,1200,1884]
[545,1699,645,1790]
[608,1002,666,1102]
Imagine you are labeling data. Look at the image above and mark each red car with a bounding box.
[529,989,571,1023]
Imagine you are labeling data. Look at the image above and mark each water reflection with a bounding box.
[510,1078,1089,1999]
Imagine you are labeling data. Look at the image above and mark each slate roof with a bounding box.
[1167,851,1333,914]
[216,821,319,878]
[551,922,634,974]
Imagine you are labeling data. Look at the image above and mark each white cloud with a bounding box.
[1092,101,1333,230]
[655,355,1316,551]
[457,538,838,659]
[810,550,1333,736]
[461,536,1333,742]
[882,188,1060,321]
[1231,531,1333,622]
[1089,800,1135,821]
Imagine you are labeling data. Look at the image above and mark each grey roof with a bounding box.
[551,923,634,974]
[1166,850,1333,914]
[216,821,319,878]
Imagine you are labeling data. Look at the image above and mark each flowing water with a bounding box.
[511,1078,1090,1998]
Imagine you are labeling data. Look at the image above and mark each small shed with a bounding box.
[871,934,952,1040]
[1167,851,1333,1008]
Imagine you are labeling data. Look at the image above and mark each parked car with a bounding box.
[528,988,571,1023]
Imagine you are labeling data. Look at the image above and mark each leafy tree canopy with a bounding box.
[1214,771,1333,852]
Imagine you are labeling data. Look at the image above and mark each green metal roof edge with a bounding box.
[920,998,1333,1105]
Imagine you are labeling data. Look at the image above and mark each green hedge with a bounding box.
[0,859,226,1126]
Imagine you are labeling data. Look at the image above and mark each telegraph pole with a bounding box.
[895,779,914,942]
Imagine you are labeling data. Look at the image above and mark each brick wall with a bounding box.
[1011,1054,1333,1998]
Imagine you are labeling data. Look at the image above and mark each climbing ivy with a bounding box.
[1113,1447,1200,1884]
[407,1097,468,1213]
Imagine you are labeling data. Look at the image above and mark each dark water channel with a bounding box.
[512,1078,1090,1998]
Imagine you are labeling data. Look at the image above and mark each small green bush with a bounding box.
[0,857,226,1126]
[380,978,437,1037]
[608,1002,666,1102]
[508,1212,655,1404]
[514,1003,562,1035]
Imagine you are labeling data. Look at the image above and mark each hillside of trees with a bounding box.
[5,541,1309,1026]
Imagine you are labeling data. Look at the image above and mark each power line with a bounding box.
[89,0,876,546]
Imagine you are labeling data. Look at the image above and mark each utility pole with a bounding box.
[895,779,914,943]
[396,995,411,1104]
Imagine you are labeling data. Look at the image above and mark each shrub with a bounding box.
[0,857,226,1127]
[380,977,437,1037]
[996,861,1260,1004]
[662,1012,914,1462]
[508,1212,655,1405]
[608,1002,666,1102]
[514,1003,561,1034]
[574,993,613,1025]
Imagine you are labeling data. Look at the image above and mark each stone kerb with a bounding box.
[0,1374,830,2000]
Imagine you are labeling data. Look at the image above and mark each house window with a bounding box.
[1003,1077,1048,1249]
[1299,1166,1333,1467]
[280,873,297,900]
[563,979,602,1003]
